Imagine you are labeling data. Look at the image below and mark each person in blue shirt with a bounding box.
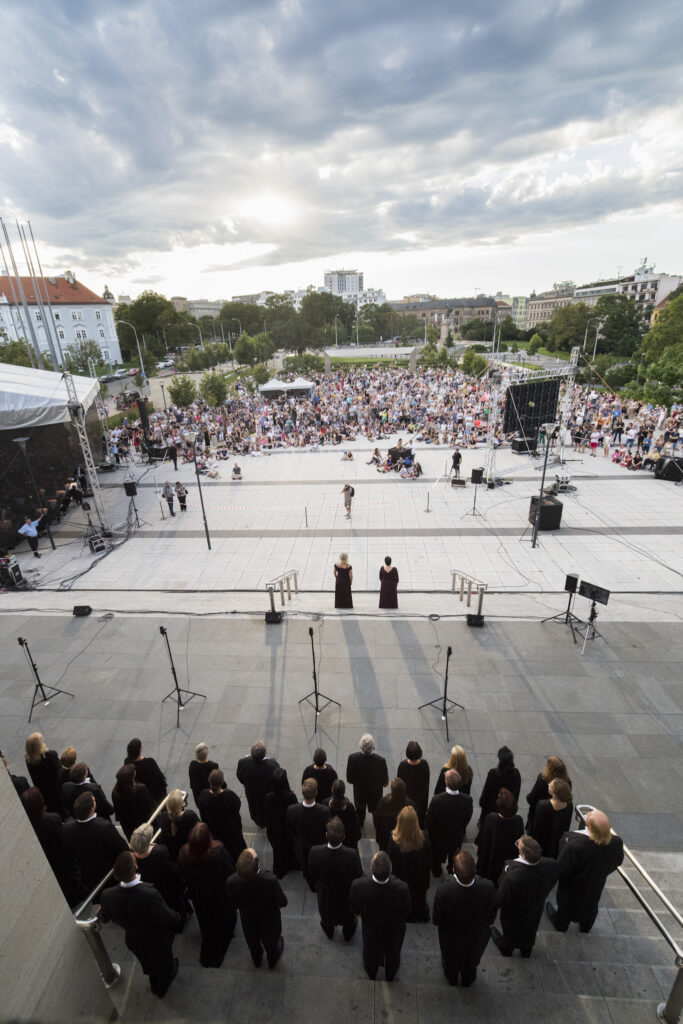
[18,514,44,558]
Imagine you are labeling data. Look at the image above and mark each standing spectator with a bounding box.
[124,738,167,806]
[396,741,430,827]
[236,741,280,828]
[379,556,399,609]
[547,810,624,933]
[373,777,414,852]
[426,769,473,877]
[451,448,462,479]
[111,764,156,840]
[387,806,432,922]
[526,756,571,830]
[158,789,199,862]
[308,817,362,940]
[130,824,191,926]
[226,848,287,969]
[264,768,298,878]
[175,481,187,511]
[57,747,78,788]
[178,822,236,968]
[100,851,181,998]
[490,835,559,958]
[477,746,521,828]
[349,851,412,982]
[434,745,473,796]
[62,762,114,820]
[22,787,81,906]
[62,791,128,896]
[162,481,176,516]
[301,748,338,804]
[286,778,330,890]
[188,742,219,808]
[346,733,389,828]
[341,482,354,518]
[167,442,178,471]
[475,789,524,884]
[325,779,361,849]
[18,513,45,558]
[433,850,496,987]
[198,769,246,862]
[528,779,573,859]
[333,552,353,609]
[24,733,64,817]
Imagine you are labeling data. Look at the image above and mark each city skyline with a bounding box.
[1,1,681,302]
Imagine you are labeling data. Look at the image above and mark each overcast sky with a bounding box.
[1,0,682,302]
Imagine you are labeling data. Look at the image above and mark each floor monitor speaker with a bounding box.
[73,605,92,617]
[564,573,579,594]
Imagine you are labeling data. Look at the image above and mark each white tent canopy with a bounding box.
[0,363,99,430]
[258,377,314,395]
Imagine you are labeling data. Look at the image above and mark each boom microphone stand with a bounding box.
[418,645,464,741]
[298,626,341,732]
[159,626,206,728]
[19,636,74,722]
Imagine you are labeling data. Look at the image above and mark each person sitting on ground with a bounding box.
[367,448,381,465]
[342,450,353,461]
[232,462,242,480]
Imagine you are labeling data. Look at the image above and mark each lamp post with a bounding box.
[231,317,242,337]
[334,314,339,348]
[583,317,599,352]
[531,423,559,549]
[185,430,211,550]
[160,382,167,411]
[13,436,56,550]
[191,322,204,351]
[592,321,602,362]
[211,318,219,342]
[117,320,145,379]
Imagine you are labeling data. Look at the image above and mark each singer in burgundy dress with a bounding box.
[379,557,399,609]
[334,554,353,608]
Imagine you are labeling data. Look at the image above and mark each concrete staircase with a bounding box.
[102,834,682,1024]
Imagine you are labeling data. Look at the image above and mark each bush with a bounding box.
[199,371,228,407]
[167,375,197,406]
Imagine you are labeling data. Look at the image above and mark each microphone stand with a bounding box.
[418,645,463,741]
[160,625,206,728]
[19,636,74,723]
[298,626,341,732]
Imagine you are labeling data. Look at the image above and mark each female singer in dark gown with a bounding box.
[528,779,573,858]
[379,556,399,609]
[130,823,191,925]
[475,789,524,884]
[397,741,430,827]
[198,769,246,862]
[434,745,473,796]
[179,823,236,967]
[334,553,353,608]
[387,806,431,922]
[372,777,414,851]
[25,733,64,817]
[158,789,199,861]
[264,768,298,877]
[22,787,81,905]
[525,756,571,830]
[111,764,156,840]
[325,779,361,849]
[477,746,521,827]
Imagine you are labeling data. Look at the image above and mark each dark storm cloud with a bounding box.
[0,0,681,270]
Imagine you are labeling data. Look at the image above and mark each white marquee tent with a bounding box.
[258,377,314,396]
[0,363,99,431]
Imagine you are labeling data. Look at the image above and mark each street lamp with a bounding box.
[592,321,603,362]
[191,322,204,350]
[184,430,211,551]
[231,317,242,337]
[117,320,145,379]
[13,436,56,550]
[583,317,600,352]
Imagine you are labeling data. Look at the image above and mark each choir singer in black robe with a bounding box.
[432,850,496,986]
[349,851,412,981]
[308,817,362,940]
[547,809,624,933]
[491,835,559,957]
[425,769,473,877]
[226,848,288,968]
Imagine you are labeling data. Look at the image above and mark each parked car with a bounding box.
[127,367,139,376]
[113,368,128,378]
[99,373,117,383]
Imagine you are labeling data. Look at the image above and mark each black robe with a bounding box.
[286,801,330,886]
[379,566,399,608]
[158,809,200,861]
[124,755,167,805]
[426,791,473,869]
[264,789,298,877]
[529,800,573,859]
[62,781,114,821]
[111,783,156,839]
[387,836,432,921]
[136,844,190,920]
[556,830,624,924]
[526,773,572,830]
[236,755,280,827]
[188,759,219,808]
[178,842,236,967]
[27,750,64,817]
[372,796,415,852]
[100,881,180,995]
[301,763,338,804]
[198,788,246,861]
[324,798,361,848]
[433,766,473,796]
[396,759,430,826]
[308,843,362,929]
[349,874,412,981]
[226,870,287,961]
[345,751,388,822]
[478,765,522,822]
[495,857,560,952]
[476,813,524,883]
[62,817,128,896]
[30,812,81,906]
[432,875,496,978]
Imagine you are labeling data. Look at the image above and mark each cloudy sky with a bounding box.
[1,0,682,302]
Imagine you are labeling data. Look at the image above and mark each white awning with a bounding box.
[258,378,288,393]
[0,363,99,430]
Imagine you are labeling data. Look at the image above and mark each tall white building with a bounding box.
[0,272,122,366]
[574,262,683,321]
[324,269,364,294]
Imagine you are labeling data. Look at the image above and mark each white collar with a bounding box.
[303,800,316,808]
[327,842,342,849]
[78,811,97,823]
[514,856,535,866]
[120,875,142,888]
[454,875,475,887]
[76,777,92,786]
[372,874,390,885]
[445,787,460,795]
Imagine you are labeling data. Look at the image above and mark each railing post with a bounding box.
[293,571,299,594]
[268,586,275,613]
[286,575,291,601]
[466,580,473,607]
[658,963,683,1024]
[76,919,121,988]
[477,585,486,617]
[279,580,285,606]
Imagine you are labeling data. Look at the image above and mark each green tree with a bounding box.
[0,337,52,369]
[64,338,105,374]
[252,332,276,364]
[641,293,683,364]
[461,347,488,375]
[233,335,257,366]
[282,353,325,374]
[528,333,544,354]
[199,371,228,406]
[167,375,197,406]
[593,294,644,356]
[548,302,590,351]
[251,363,270,386]
[499,315,521,341]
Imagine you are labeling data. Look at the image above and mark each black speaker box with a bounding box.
[124,481,137,497]
[564,573,579,594]
[265,610,283,624]
[467,613,485,627]
[511,437,535,453]
[451,478,466,487]
[73,605,92,617]
[471,467,484,484]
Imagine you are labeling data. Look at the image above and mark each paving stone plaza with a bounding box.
[1,437,682,1023]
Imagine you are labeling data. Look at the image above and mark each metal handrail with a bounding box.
[266,568,300,609]
[575,804,683,1024]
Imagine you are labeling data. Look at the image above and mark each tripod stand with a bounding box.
[573,601,604,654]
[298,626,341,731]
[462,480,484,518]
[19,636,74,722]
[418,646,464,740]
[160,626,206,728]
[542,589,582,631]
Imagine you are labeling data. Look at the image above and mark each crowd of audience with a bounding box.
[2,730,624,996]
